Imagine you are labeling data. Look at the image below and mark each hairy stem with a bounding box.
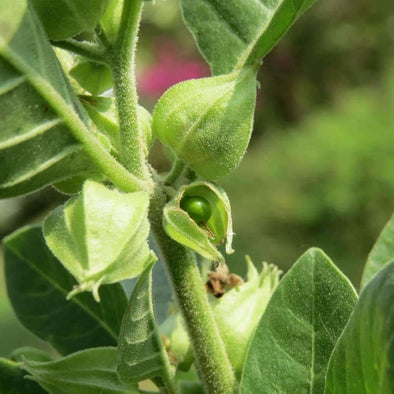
[165,159,185,186]
[110,0,150,183]
[0,45,146,194]
[51,39,107,64]
[150,187,235,394]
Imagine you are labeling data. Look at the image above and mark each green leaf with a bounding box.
[0,358,46,394]
[181,0,318,75]
[163,181,234,263]
[31,0,110,40]
[325,261,394,394]
[118,263,175,389]
[0,1,102,198]
[361,213,394,290]
[70,59,112,95]
[4,225,127,355]
[153,66,257,180]
[240,248,358,393]
[24,347,138,394]
[44,180,156,300]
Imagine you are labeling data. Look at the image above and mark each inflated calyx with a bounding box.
[153,66,258,180]
[43,180,156,301]
[163,181,234,263]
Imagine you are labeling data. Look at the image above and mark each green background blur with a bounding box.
[1,0,394,357]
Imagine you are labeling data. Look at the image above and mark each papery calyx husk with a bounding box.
[212,257,282,377]
[43,180,156,301]
[162,181,234,263]
[152,66,258,180]
[159,257,282,377]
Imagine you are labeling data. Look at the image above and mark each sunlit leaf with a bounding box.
[44,180,155,300]
[240,248,357,393]
[181,0,318,75]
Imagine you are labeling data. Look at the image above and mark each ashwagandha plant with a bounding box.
[0,0,393,393]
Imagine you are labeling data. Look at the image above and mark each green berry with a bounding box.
[180,196,212,224]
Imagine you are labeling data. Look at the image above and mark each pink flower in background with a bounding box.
[138,39,209,99]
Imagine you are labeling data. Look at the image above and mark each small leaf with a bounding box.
[163,181,234,263]
[70,59,113,95]
[240,248,357,393]
[181,0,318,75]
[0,358,46,394]
[361,212,394,290]
[4,225,127,355]
[325,261,394,394]
[30,0,110,40]
[24,347,138,394]
[44,180,156,300]
[118,263,175,388]
[80,95,153,156]
[153,66,257,180]
[0,1,102,198]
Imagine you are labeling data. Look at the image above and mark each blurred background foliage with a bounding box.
[1,0,394,356]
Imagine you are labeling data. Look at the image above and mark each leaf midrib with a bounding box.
[309,260,316,394]
[233,0,310,71]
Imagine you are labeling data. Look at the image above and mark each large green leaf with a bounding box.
[0,358,46,394]
[325,261,394,394]
[240,248,357,393]
[118,263,175,390]
[0,1,103,198]
[181,0,318,75]
[30,0,110,40]
[361,213,394,290]
[3,225,127,355]
[44,180,155,301]
[24,347,138,394]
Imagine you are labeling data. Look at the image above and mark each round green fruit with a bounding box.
[180,196,212,224]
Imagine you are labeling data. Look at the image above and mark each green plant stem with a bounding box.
[1,45,146,194]
[150,187,235,394]
[51,39,107,64]
[165,159,185,185]
[110,0,150,183]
